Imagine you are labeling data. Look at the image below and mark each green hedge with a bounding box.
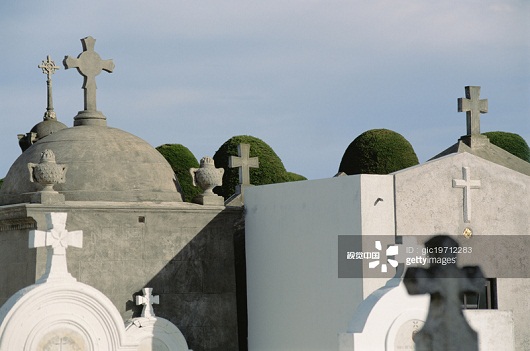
[156,144,202,202]
[483,131,530,162]
[286,172,307,182]
[339,129,419,175]
[213,135,290,199]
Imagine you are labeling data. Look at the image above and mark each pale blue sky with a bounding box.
[0,1,528,180]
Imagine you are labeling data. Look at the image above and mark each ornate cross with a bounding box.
[64,36,114,113]
[136,287,159,318]
[38,55,60,120]
[404,235,484,351]
[452,167,481,223]
[29,212,83,283]
[229,143,259,186]
[458,86,488,135]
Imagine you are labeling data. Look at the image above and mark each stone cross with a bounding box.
[52,337,72,350]
[64,36,114,113]
[29,212,83,283]
[452,167,481,223]
[38,55,59,120]
[458,86,488,136]
[229,143,259,186]
[136,287,159,318]
[404,235,484,351]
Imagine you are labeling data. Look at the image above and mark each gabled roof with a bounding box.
[429,135,530,177]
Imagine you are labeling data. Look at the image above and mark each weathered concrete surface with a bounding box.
[0,125,183,204]
[0,202,242,351]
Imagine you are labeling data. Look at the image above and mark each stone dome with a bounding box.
[1,125,182,204]
[30,119,68,138]
[18,119,68,152]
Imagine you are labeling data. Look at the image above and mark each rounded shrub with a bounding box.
[339,129,419,175]
[483,131,530,162]
[156,144,201,202]
[286,172,307,182]
[213,135,290,199]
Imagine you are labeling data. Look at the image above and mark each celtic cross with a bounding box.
[38,55,59,120]
[64,36,114,121]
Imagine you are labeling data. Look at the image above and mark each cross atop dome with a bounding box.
[38,55,59,121]
[64,36,115,126]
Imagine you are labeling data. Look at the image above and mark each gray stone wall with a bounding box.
[0,203,243,351]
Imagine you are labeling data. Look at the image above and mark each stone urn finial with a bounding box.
[190,156,224,205]
[28,149,67,193]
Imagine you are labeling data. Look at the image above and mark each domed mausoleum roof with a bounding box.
[18,55,68,152]
[30,119,68,138]
[1,125,182,204]
[0,37,182,204]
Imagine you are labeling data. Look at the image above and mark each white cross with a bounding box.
[452,167,481,223]
[229,143,259,186]
[29,212,83,283]
[136,287,159,318]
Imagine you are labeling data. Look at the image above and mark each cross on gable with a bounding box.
[64,36,114,118]
[404,235,484,350]
[29,212,83,283]
[458,86,488,135]
[452,167,481,223]
[136,287,159,318]
[229,143,259,186]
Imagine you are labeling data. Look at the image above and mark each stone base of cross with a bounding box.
[29,212,83,284]
[459,134,490,149]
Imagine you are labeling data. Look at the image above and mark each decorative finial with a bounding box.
[28,149,68,204]
[190,156,225,205]
[458,86,488,136]
[29,212,83,283]
[28,149,67,192]
[136,288,159,318]
[64,36,115,126]
[38,55,60,121]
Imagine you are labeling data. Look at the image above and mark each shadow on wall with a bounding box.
[124,210,247,351]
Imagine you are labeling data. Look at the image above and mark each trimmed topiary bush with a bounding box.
[339,129,419,175]
[483,131,530,162]
[213,135,290,199]
[286,172,307,182]
[156,144,202,202]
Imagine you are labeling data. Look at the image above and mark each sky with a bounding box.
[0,0,528,180]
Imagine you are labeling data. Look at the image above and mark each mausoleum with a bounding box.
[0,37,244,351]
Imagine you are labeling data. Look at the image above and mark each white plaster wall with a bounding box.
[394,152,530,350]
[394,152,530,235]
[465,310,515,351]
[245,175,394,351]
